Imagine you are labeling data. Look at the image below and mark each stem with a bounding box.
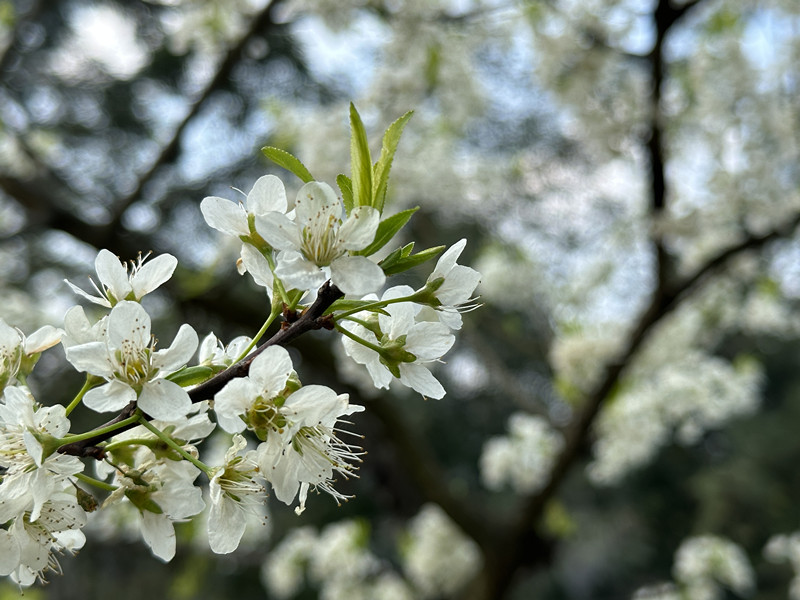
[235,302,282,363]
[335,322,384,354]
[137,417,211,476]
[332,294,416,321]
[75,472,117,492]
[57,413,142,446]
[65,377,94,416]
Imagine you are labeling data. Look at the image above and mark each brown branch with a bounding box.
[57,281,344,458]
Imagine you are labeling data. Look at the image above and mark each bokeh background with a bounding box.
[2,0,800,598]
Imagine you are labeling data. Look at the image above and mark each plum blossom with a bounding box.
[416,238,481,330]
[201,174,288,239]
[0,319,62,391]
[104,459,205,561]
[213,345,364,513]
[341,286,455,399]
[64,300,198,421]
[198,332,253,369]
[0,386,85,524]
[6,493,87,586]
[207,433,266,554]
[66,249,177,308]
[256,181,384,296]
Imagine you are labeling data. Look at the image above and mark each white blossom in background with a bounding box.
[588,352,762,485]
[764,532,800,600]
[480,413,564,494]
[341,286,455,399]
[64,300,199,420]
[261,526,317,599]
[401,504,481,599]
[673,535,755,600]
[256,181,384,296]
[65,249,177,308]
[631,582,682,600]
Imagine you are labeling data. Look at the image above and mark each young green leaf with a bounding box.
[337,173,354,215]
[380,245,445,276]
[166,365,218,387]
[324,298,390,316]
[349,103,374,209]
[261,146,315,183]
[356,206,418,257]
[372,110,413,213]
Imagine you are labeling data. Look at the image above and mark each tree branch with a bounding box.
[57,282,344,458]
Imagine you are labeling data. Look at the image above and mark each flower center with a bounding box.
[299,202,345,267]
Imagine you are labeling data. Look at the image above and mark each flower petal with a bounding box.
[131,254,178,299]
[339,206,379,250]
[106,301,151,352]
[275,250,327,292]
[153,324,198,372]
[398,363,446,399]
[65,341,114,377]
[83,380,137,413]
[249,346,294,396]
[141,511,176,562]
[247,174,287,215]
[255,212,302,251]
[240,243,274,290]
[201,196,249,237]
[138,379,191,421]
[330,256,385,296]
[208,493,246,554]
[214,378,259,433]
[95,249,132,302]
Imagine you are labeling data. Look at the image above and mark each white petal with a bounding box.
[23,325,63,354]
[141,511,176,562]
[258,437,301,505]
[131,254,178,299]
[398,363,446,399]
[339,206,380,250]
[138,379,192,421]
[107,301,151,351]
[330,256,385,296]
[247,174,288,215]
[0,319,20,349]
[432,238,467,278]
[153,324,198,372]
[436,264,481,306]
[249,346,293,396]
[64,341,113,377]
[0,530,20,576]
[406,322,455,360]
[294,181,339,223]
[95,249,132,301]
[255,212,302,251]
[65,279,110,307]
[83,380,137,413]
[214,378,258,433]
[240,244,274,290]
[275,250,327,292]
[281,384,340,428]
[201,196,249,237]
[208,496,246,554]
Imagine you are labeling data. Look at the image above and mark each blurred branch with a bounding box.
[106,2,281,230]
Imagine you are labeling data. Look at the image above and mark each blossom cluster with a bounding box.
[0,108,482,586]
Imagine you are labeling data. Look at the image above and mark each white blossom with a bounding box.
[418,238,481,330]
[66,249,177,308]
[0,319,62,390]
[198,332,253,368]
[479,413,563,494]
[673,535,755,600]
[256,181,384,296]
[401,504,481,599]
[341,286,455,399]
[207,433,267,554]
[64,301,198,421]
[201,174,288,239]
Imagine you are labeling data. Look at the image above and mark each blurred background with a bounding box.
[2,0,800,598]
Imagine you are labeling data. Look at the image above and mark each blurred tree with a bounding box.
[2,0,800,599]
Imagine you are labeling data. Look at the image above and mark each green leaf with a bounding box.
[372,110,413,213]
[261,146,315,183]
[324,298,389,316]
[349,103,373,209]
[165,365,218,387]
[337,173,354,215]
[356,207,418,257]
[380,245,444,276]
